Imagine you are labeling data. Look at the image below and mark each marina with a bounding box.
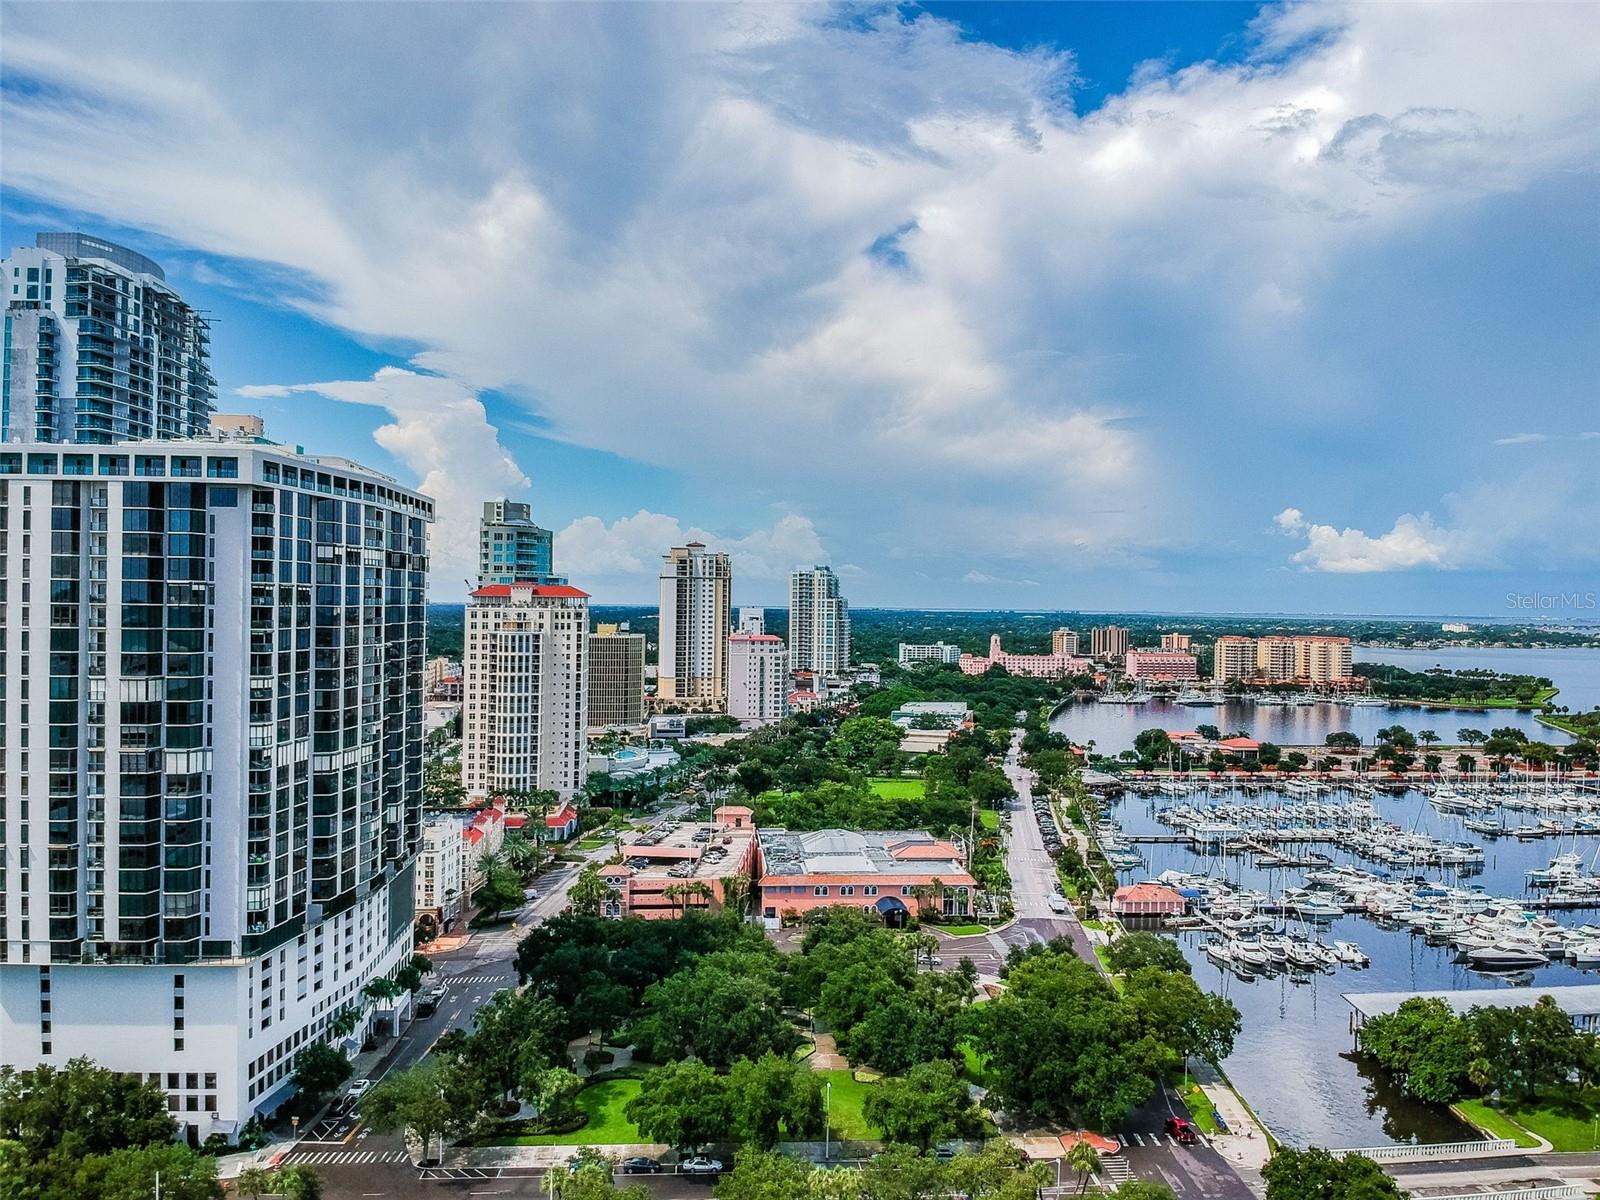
[1050,650,1600,1149]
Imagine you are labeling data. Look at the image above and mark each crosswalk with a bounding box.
[441,973,513,986]
[284,1149,411,1165]
[1121,1131,1202,1150]
[1100,1157,1134,1183]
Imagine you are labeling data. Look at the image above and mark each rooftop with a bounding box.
[618,820,756,883]
[758,828,972,881]
[1344,985,1600,1022]
[470,583,591,600]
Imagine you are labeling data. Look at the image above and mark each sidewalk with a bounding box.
[1199,1082,1271,1174]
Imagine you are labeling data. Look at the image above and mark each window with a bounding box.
[813,885,828,897]
[839,886,854,896]
[864,885,878,897]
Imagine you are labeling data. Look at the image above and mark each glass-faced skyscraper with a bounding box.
[788,565,850,676]
[2,233,216,444]
[477,499,561,587]
[0,434,431,1144]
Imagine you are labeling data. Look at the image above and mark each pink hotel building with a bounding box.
[959,634,1091,679]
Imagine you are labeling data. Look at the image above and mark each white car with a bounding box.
[347,1078,373,1100]
[680,1157,724,1176]
[1047,895,1069,913]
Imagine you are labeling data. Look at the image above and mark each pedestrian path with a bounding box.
[282,1148,411,1165]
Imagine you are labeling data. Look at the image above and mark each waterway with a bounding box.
[1048,649,1600,1150]
[1356,644,1600,713]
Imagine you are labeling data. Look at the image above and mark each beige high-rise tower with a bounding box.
[658,543,732,705]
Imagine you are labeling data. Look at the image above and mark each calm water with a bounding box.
[1051,651,1600,1148]
[1111,785,1600,1149]
[1356,645,1600,713]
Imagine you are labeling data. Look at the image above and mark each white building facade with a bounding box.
[788,566,850,676]
[2,233,216,444]
[897,642,961,667]
[728,633,789,722]
[0,437,431,1143]
[462,583,589,799]
[415,817,465,930]
[657,543,731,706]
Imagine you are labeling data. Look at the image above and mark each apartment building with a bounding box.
[1051,628,1081,656]
[1212,636,1258,682]
[1124,649,1200,681]
[1090,625,1130,659]
[477,499,559,588]
[1160,633,1193,652]
[789,566,850,676]
[416,817,465,931]
[657,543,732,705]
[462,582,589,799]
[897,642,962,667]
[728,632,788,722]
[738,608,766,635]
[0,437,431,1143]
[2,233,216,444]
[587,624,646,728]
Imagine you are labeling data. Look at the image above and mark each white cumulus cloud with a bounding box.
[555,510,827,585]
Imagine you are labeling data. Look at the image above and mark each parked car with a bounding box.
[1165,1116,1200,1145]
[680,1157,724,1176]
[618,1157,661,1174]
[347,1078,373,1100]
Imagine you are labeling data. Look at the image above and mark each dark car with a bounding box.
[1165,1116,1200,1145]
[619,1157,661,1174]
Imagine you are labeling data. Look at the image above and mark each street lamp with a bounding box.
[824,1079,832,1162]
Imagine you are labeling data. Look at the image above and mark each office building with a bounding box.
[1051,628,1081,656]
[1090,625,1130,659]
[788,566,850,676]
[0,436,431,1143]
[1160,633,1193,652]
[477,499,559,588]
[728,632,788,722]
[757,830,978,929]
[597,808,758,920]
[897,642,962,667]
[657,543,732,705]
[738,608,766,635]
[462,582,589,799]
[588,625,646,727]
[1124,649,1200,682]
[959,634,1090,678]
[2,233,216,444]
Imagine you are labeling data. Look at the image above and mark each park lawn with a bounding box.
[815,1068,878,1141]
[932,923,987,936]
[1453,1100,1540,1148]
[1458,1091,1600,1151]
[485,1078,644,1145]
[1176,1081,1219,1136]
[978,809,1000,833]
[958,1038,990,1086]
[868,777,926,800]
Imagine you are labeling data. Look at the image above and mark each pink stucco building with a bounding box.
[1124,649,1200,681]
[756,829,978,928]
[959,634,1090,679]
[598,806,759,919]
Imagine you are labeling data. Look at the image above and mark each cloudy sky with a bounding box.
[3,2,1596,613]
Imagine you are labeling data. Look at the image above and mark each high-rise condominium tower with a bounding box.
[1051,628,1080,656]
[587,625,646,727]
[463,583,590,798]
[0,436,431,1143]
[658,543,732,705]
[478,499,559,587]
[1090,624,1130,659]
[728,632,789,722]
[788,566,850,675]
[2,233,215,443]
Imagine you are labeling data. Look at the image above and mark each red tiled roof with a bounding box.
[730,632,783,642]
[1218,736,1260,750]
[1114,883,1184,902]
[545,802,578,826]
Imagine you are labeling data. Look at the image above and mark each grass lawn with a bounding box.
[930,923,987,936]
[1454,1099,1541,1148]
[868,777,926,800]
[1176,1081,1219,1135]
[958,1039,990,1086]
[577,838,607,850]
[484,1078,644,1145]
[815,1069,879,1141]
[978,809,1000,833]
[1456,1092,1600,1151]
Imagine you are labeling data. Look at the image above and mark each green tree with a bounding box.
[87,1143,223,1200]
[237,1166,277,1200]
[475,861,527,922]
[1104,933,1190,976]
[0,1058,175,1164]
[623,1062,729,1152]
[863,1060,971,1150]
[569,865,610,918]
[1262,1147,1404,1200]
[291,1042,352,1105]
[633,952,798,1069]
[1133,729,1174,764]
[1124,967,1242,1067]
[1068,1140,1102,1195]
[712,1149,816,1200]
[725,1054,825,1148]
[274,1164,324,1200]
[859,1145,949,1200]
[359,1061,458,1156]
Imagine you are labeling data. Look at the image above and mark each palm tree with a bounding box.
[1068,1141,1102,1194]
[237,1166,276,1200]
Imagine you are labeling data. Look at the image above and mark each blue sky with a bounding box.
[3,2,1597,611]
